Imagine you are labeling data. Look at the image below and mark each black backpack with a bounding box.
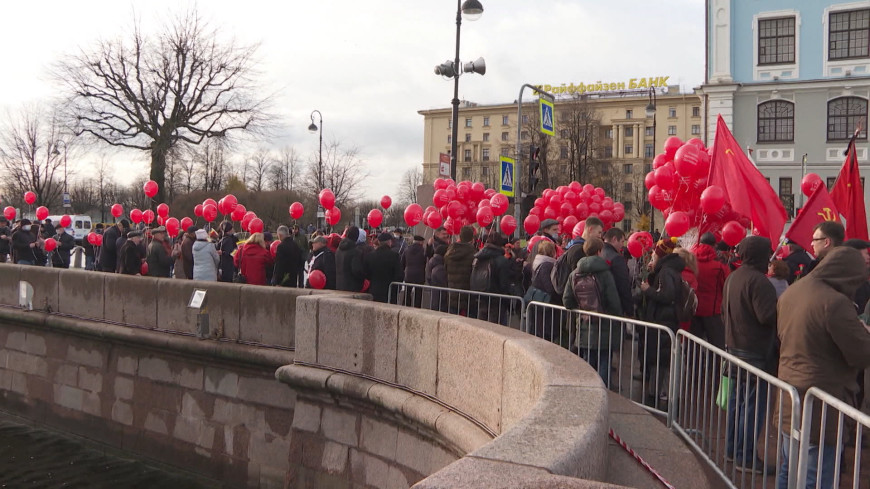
[572,273,603,313]
[470,257,493,292]
[675,278,698,322]
[550,251,574,296]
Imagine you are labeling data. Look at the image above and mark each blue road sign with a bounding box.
[500,156,515,197]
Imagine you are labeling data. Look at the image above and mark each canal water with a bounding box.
[0,412,218,488]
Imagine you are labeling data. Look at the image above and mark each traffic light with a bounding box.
[528,145,540,193]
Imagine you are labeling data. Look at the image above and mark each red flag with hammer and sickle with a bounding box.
[785,185,840,255]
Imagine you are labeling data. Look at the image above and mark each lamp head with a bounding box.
[645,102,656,117]
[461,0,484,21]
[308,122,318,133]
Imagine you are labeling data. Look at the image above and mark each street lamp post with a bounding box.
[434,0,485,181]
[308,110,324,230]
[51,140,70,209]
[645,87,657,233]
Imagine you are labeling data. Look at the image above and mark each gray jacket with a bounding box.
[192,240,220,281]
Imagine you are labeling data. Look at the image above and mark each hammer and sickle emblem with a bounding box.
[725,149,734,156]
[817,207,837,221]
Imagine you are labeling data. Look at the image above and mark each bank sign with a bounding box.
[536,76,670,96]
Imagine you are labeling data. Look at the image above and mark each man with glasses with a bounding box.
[803,221,845,278]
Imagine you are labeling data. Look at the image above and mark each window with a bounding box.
[779,177,792,196]
[623,201,633,212]
[482,148,490,161]
[482,166,490,176]
[644,143,655,158]
[624,182,633,192]
[447,135,452,144]
[667,125,677,135]
[483,133,490,142]
[757,100,794,142]
[501,147,510,156]
[501,132,509,141]
[560,129,569,138]
[605,146,613,158]
[622,219,632,232]
[625,110,633,119]
[521,131,529,140]
[605,129,613,139]
[827,176,837,190]
[464,149,472,162]
[465,118,472,128]
[502,115,509,125]
[560,146,568,159]
[463,167,471,178]
[645,127,654,137]
[623,163,633,174]
[483,116,490,127]
[465,133,471,142]
[827,97,868,140]
[448,119,452,128]
[692,106,701,117]
[624,126,634,137]
[668,107,677,118]
[691,125,701,135]
[522,114,529,124]
[759,16,796,64]
[829,9,870,60]
[625,144,633,155]
[644,163,652,173]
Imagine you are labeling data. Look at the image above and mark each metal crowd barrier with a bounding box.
[795,387,870,489]
[523,301,678,421]
[386,282,524,329]
[672,330,802,489]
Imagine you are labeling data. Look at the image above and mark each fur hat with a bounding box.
[654,237,678,258]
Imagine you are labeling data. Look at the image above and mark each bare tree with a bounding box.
[397,166,422,204]
[54,10,271,203]
[192,138,231,192]
[244,148,271,193]
[303,140,370,208]
[269,145,300,191]
[0,104,69,209]
[560,95,604,186]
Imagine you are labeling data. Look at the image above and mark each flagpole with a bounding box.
[799,153,807,209]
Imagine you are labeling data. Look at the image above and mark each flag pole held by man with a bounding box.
[830,127,868,241]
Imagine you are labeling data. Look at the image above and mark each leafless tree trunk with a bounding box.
[303,140,370,208]
[397,167,422,204]
[245,148,271,193]
[54,9,271,204]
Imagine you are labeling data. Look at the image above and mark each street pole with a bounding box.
[646,87,657,233]
[449,0,463,181]
[309,110,324,229]
[514,84,554,236]
[799,153,808,209]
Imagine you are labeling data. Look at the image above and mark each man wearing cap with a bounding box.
[391,228,407,256]
[306,236,336,290]
[426,226,450,261]
[364,232,403,303]
[146,226,173,277]
[172,226,197,279]
[100,219,129,272]
[11,219,40,265]
[51,223,76,269]
[118,231,144,275]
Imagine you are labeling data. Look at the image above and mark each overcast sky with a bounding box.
[0,1,704,200]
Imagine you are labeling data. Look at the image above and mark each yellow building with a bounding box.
[418,84,703,231]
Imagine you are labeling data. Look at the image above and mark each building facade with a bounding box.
[418,87,703,231]
[700,0,870,221]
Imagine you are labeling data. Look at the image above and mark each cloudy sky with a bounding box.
[0,0,705,200]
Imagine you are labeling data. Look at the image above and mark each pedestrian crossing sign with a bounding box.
[500,156,515,197]
[539,97,555,136]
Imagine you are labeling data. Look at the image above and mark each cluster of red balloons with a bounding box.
[523,181,626,237]
[421,178,510,235]
[646,136,748,244]
[363,195,393,228]
[626,231,655,258]
[318,189,342,227]
[86,232,103,246]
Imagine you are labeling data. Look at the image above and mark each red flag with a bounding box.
[785,185,840,254]
[830,140,869,240]
[708,115,788,248]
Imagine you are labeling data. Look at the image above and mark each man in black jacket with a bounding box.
[12,219,39,265]
[0,218,11,263]
[471,232,512,324]
[51,223,76,268]
[364,233,403,303]
[118,232,144,275]
[336,226,365,292]
[602,227,632,317]
[273,225,303,287]
[783,241,811,284]
[401,235,426,307]
[306,236,336,290]
[99,219,129,272]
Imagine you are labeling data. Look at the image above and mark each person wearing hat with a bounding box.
[306,236,336,290]
[11,218,40,265]
[363,232,403,303]
[0,217,11,263]
[117,231,144,275]
[172,225,197,279]
[391,228,407,256]
[216,221,238,282]
[99,219,130,272]
[146,226,173,277]
[292,225,309,287]
[336,226,366,292]
[192,228,219,281]
[273,225,303,287]
[400,235,427,307]
[51,223,76,269]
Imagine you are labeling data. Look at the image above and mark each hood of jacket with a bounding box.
[338,238,357,251]
[810,246,869,298]
[474,243,503,261]
[737,236,772,273]
[532,253,556,269]
[694,243,718,262]
[654,252,685,275]
[193,241,212,253]
[577,255,610,274]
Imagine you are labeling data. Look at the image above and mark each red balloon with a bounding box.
[801,173,823,197]
[559,202,573,218]
[476,206,494,227]
[217,198,229,215]
[433,189,449,207]
[721,220,746,247]
[319,189,336,210]
[35,206,49,221]
[665,211,691,237]
[470,182,485,200]
[599,209,614,223]
[549,194,563,207]
[663,136,683,159]
[404,203,423,227]
[194,204,204,217]
[24,191,37,205]
[156,203,170,218]
[674,144,701,177]
[130,209,143,224]
[543,206,557,219]
[165,217,180,238]
[627,238,644,258]
[248,218,264,233]
[426,211,443,229]
[700,185,727,215]
[43,238,57,252]
[143,210,155,224]
[500,215,517,236]
[289,202,304,220]
[447,200,463,219]
[653,153,669,170]
[326,207,342,226]
[111,204,123,218]
[433,178,448,191]
[654,165,676,190]
[269,239,280,257]
[223,194,238,213]
[686,137,706,151]
[575,202,589,220]
[308,269,327,289]
[231,204,247,221]
[143,181,158,198]
[87,232,97,245]
[490,193,509,216]
[367,209,383,228]
[202,205,217,223]
[140,262,149,275]
[588,202,602,214]
[180,217,194,231]
[59,215,71,228]
[562,215,578,234]
[380,195,392,209]
[523,214,540,235]
[572,221,585,238]
[3,206,15,221]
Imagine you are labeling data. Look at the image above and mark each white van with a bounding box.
[46,215,93,243]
